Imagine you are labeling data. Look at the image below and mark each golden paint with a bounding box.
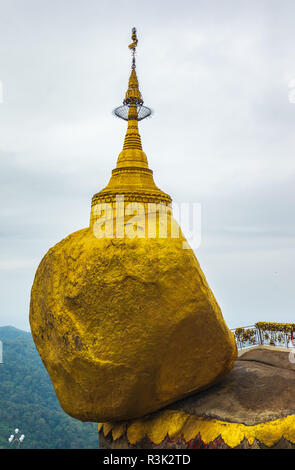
[111,423,127,441]
[99,410,295,448]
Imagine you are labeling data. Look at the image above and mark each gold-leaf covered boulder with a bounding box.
[30,221,236,422]
[29,29,237,423]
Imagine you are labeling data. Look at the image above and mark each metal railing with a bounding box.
[231,323,294,350]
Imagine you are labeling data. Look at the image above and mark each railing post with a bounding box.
[257,327,263,345]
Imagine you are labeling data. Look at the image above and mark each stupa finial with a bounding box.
[113,27,151,122]
[91,28,172,217]
[128,26,138,69]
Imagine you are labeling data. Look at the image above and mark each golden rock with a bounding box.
[29,29,237,423]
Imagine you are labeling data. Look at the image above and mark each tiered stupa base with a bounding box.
[98,347,295,449]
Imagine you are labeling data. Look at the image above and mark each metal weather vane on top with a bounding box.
[128,26,138,69]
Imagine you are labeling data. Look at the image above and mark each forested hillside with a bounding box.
[0,326,98,448]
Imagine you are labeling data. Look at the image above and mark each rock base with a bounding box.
[99,348,295,449]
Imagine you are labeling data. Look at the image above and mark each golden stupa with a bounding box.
[29,28,237,423]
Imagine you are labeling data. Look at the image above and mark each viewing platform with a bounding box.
[231,322,295,350]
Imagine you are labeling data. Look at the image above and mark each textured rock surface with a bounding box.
[30,219,236,423]
[99,348,295,448]
[166,347,295,425]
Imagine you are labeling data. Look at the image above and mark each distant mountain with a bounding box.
[0,326,98,449]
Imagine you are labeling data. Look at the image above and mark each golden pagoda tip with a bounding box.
[128,27,138,52]
[114,27,151,121]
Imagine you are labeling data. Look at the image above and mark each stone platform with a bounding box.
[99,347,295,449]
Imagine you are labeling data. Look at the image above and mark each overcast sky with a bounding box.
[0,0,294,331]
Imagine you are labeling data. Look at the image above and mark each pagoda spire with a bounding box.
[122,29,143,151]
[114,27,150,161]
[90,28,171,225]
